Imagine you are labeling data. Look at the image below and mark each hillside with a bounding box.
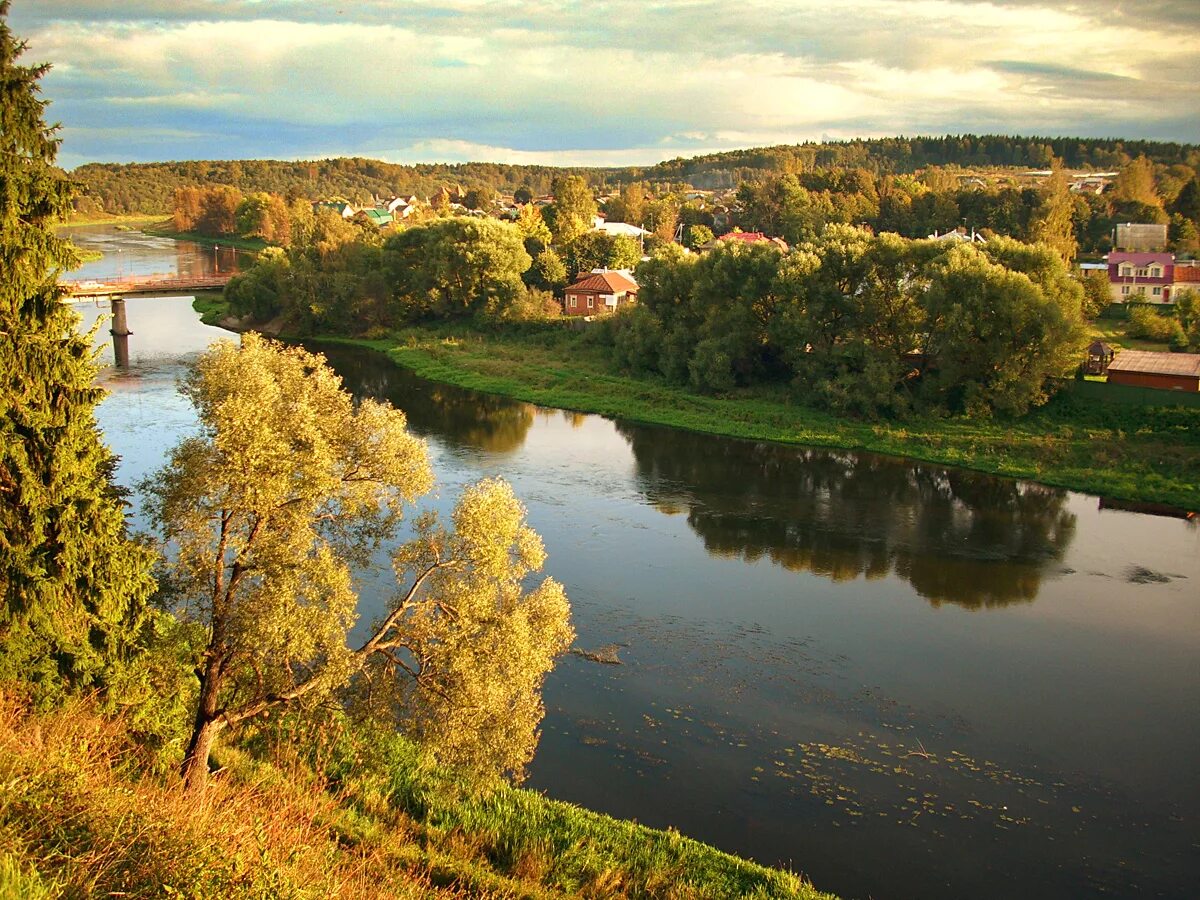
[70,134,1200,216]
[0,691,834,899]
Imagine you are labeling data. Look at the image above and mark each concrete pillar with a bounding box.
[110,296,131,367]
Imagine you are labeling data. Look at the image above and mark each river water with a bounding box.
[70,227,1199,900]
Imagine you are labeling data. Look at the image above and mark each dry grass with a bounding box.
[0,690,462,899]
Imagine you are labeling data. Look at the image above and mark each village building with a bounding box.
[1105,350,1200,392]
[1107,251,1174,303]
[355,208,393,227]
[1083,340,1115,376]
[313,200,355,218]
[591,215,651,238]
[702,231,789,252]
[1114,222,1168,252]
[562,269,638,317]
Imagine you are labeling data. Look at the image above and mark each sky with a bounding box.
[12,0,1200,171]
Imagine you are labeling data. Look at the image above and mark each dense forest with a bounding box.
[70,134,1200,217]
[638,135,1200,188]
[70,157,615,216]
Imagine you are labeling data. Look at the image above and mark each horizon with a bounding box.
[14,1,1200,170]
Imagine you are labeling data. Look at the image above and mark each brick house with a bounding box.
[563,270,638,317]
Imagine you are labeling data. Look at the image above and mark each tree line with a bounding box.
[606,228,1085,418]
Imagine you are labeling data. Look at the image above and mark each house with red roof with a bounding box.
[563,269,638,317]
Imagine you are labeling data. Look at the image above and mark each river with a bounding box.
[69,227,1199,900]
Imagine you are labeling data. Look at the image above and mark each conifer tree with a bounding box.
[0,3,155,702]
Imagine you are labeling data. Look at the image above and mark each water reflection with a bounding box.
[312,343,536,454]
[317,342,1077,608]
[618,424,1076,608]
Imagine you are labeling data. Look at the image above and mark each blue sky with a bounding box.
[13,0,1199,170]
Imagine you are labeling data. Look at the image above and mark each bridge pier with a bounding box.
[110,296,132,367]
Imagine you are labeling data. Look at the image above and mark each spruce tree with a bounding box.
[0,2,155,702]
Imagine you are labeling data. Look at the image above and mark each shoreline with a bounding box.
[197,302,1200,511]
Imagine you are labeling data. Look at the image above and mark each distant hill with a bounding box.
[70,134,1200,216]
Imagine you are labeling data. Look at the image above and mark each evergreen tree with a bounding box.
[0,3,155,702]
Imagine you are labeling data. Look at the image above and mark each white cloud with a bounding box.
[20,0,1199,165]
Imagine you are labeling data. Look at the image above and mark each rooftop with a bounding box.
[565,270,639,294]
[1106,351,1200,378]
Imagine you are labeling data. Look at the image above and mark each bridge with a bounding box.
[61,272,233,301]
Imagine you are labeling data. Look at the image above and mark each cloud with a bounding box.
[11,0,1197,168]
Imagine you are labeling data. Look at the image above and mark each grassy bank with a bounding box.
[0,692,831,899]
[61,213,165,228]
[194,300,1200,509]
[144,219,268,252]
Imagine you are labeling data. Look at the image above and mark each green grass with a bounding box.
[60,213,166,228]
[343,323,1200,510]
[191,291,229,325]
[0,692,833,899]
[143,219,268,252]
[196,298,1200,509]
[1088,316,1174,352]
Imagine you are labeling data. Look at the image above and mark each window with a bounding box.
[1149,266,1162,277]
[1119,264,1132,276]
[568,295,577,308]
[1152,286,1162,297]
[587,296,594,309]
[1121,285,1130,295]
[1137,285,1146,295]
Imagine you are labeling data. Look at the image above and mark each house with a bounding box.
[314,201,355,218]
[1105,351,1200,392]
[1083,340,1115,375]
[1114,223,1168,252]
[704,231,789,252]
[1173,261,1200,301]
[928,228,985,243]
[1107,251,1173,303]
[562,269,638,317]
[355,208,393,227]
[592,215,651,238]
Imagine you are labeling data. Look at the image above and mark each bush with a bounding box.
[1128,305,1184,343]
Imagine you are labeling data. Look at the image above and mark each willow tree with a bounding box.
[0,2,155,701]
[146,335,571,790]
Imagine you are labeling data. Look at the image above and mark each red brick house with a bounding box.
[1106,351,1200,392]
[563,270,638,317]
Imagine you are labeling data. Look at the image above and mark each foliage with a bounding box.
[624,227,1084,417]
[0,4,156,706]
[1080,271,1111,319]
[384,217,532,321]
[356,478,574,786]
[143,336,572,790]
[683,223,714,250]
[544,175,596,247]
[564,231,640,278]
[142,335,435,787]
[1127,305,1185,344]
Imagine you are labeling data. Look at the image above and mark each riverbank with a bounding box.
[144,219,268,252]
[196,302,1200,510]
[0,692,832,899]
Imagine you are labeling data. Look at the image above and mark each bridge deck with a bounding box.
[61,273,233,300]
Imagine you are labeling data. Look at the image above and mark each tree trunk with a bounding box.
[181,656,225,791]
[181,717,222,792]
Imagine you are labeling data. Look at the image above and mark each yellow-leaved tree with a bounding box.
[143,334,572,790]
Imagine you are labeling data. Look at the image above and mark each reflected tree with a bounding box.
[617,423,1076,609]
